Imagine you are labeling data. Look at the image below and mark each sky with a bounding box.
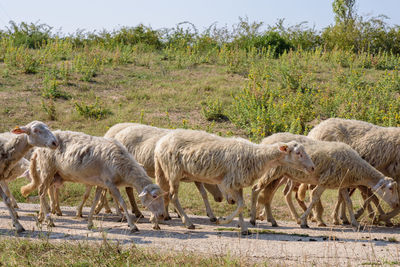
[0,0,399,34]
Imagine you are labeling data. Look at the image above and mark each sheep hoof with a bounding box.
[14,224,25,233]
[75,214,83,219]
[354,224,364,231]
[135,213,144,219]
[250,219,256,226]
[385,221,393,227]
[300,224,309,229]
[341,221,350,226]
[241,230,251,235]
[164,215,172,221]
[56,211,62,216]
[117,216,127,222]
[318,222,327,227]
[130,226,139,233]
[271,222,278,227]
[13,204,19,209]
[187,224,195,230]
[152,224,161,230]
[214,197,223,202]
[47,221,55,227]
[104,209,112,214]
[210,217,217,223]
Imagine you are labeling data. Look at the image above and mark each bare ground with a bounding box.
[0,202,399,266]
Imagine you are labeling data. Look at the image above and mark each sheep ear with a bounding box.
[12,126,29,135]
[279,144,288,153]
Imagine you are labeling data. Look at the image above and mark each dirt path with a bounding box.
[0,203,399,265]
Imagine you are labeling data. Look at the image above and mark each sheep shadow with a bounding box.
[0,204,398,247]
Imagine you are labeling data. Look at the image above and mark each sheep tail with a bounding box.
[297,183,308,201]
[21,152,39,197]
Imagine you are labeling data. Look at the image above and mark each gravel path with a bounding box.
[0,203,399,265]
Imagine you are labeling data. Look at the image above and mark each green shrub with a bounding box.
[201,99,228,122]
[75,98,112,119]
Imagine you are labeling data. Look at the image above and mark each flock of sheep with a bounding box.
[0,118,399,235]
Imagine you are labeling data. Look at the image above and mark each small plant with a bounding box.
[41,77,70,100]
[75,98,112,120]
[41,99,57,120]
[201,98,229,122]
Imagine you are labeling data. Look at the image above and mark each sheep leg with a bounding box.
[0,181,18,209]
[250,182,263,226]
[87,187,103,230]
[339,189,351,225]
[263,179,283,227]
[49,186,62,216]
[339,188,360,229]
[106,183,138,232]
[285,180,301,224]
[194,182,216,222]
[125,187,144,218]
[38,181,54,227]
[313,200,326,226]
[254,178,283,227]
[0,185,24,233]
[76,185,92,218]
[299,185,325,228]
[217,188,248,234]
[169,182,195,229]
[101,193,113,214]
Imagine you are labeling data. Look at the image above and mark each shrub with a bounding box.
[75,98,112,119]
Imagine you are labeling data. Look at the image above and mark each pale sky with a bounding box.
[0,1,399,34]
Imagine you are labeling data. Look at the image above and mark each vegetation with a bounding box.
[0,238,246,266]
[0,1,399,256]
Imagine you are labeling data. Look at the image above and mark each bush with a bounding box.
[75,98,112,120]
[5,21,53,49]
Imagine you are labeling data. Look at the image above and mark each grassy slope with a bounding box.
[0,47,398,252]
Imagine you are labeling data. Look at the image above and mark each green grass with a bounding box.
[0,238,248,266]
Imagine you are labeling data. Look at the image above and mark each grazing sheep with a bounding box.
[154,129,315,234]
[308,118,400,224]
[86,123,229,222]
[250,132,399,228]
[20,130,165,232]
[0,121,58,232]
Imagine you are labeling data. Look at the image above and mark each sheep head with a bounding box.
[373,177,399,209]
[12,121,58,149]
[278,141,315,174]
[138,184,166,220]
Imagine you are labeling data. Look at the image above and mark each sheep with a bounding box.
[308,118,400,224]
[0,121,58,232]
[154,129,315,234]
[81,123,230,222]
[250,132,399,229]
[0,132,33,209]
[20,130,166,232]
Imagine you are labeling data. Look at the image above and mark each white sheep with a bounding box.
[308,118,400,224]
[250,132,399,228]
[20,130,166,232]
[0,121,58,232]
[0,132,33,209]
[83,123,230,222]
[154,129,315,234]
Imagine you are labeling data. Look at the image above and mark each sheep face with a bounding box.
[279,141,315,174]
[139,184,166,220]
[12,121,58,149]
[373,178,399,208]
